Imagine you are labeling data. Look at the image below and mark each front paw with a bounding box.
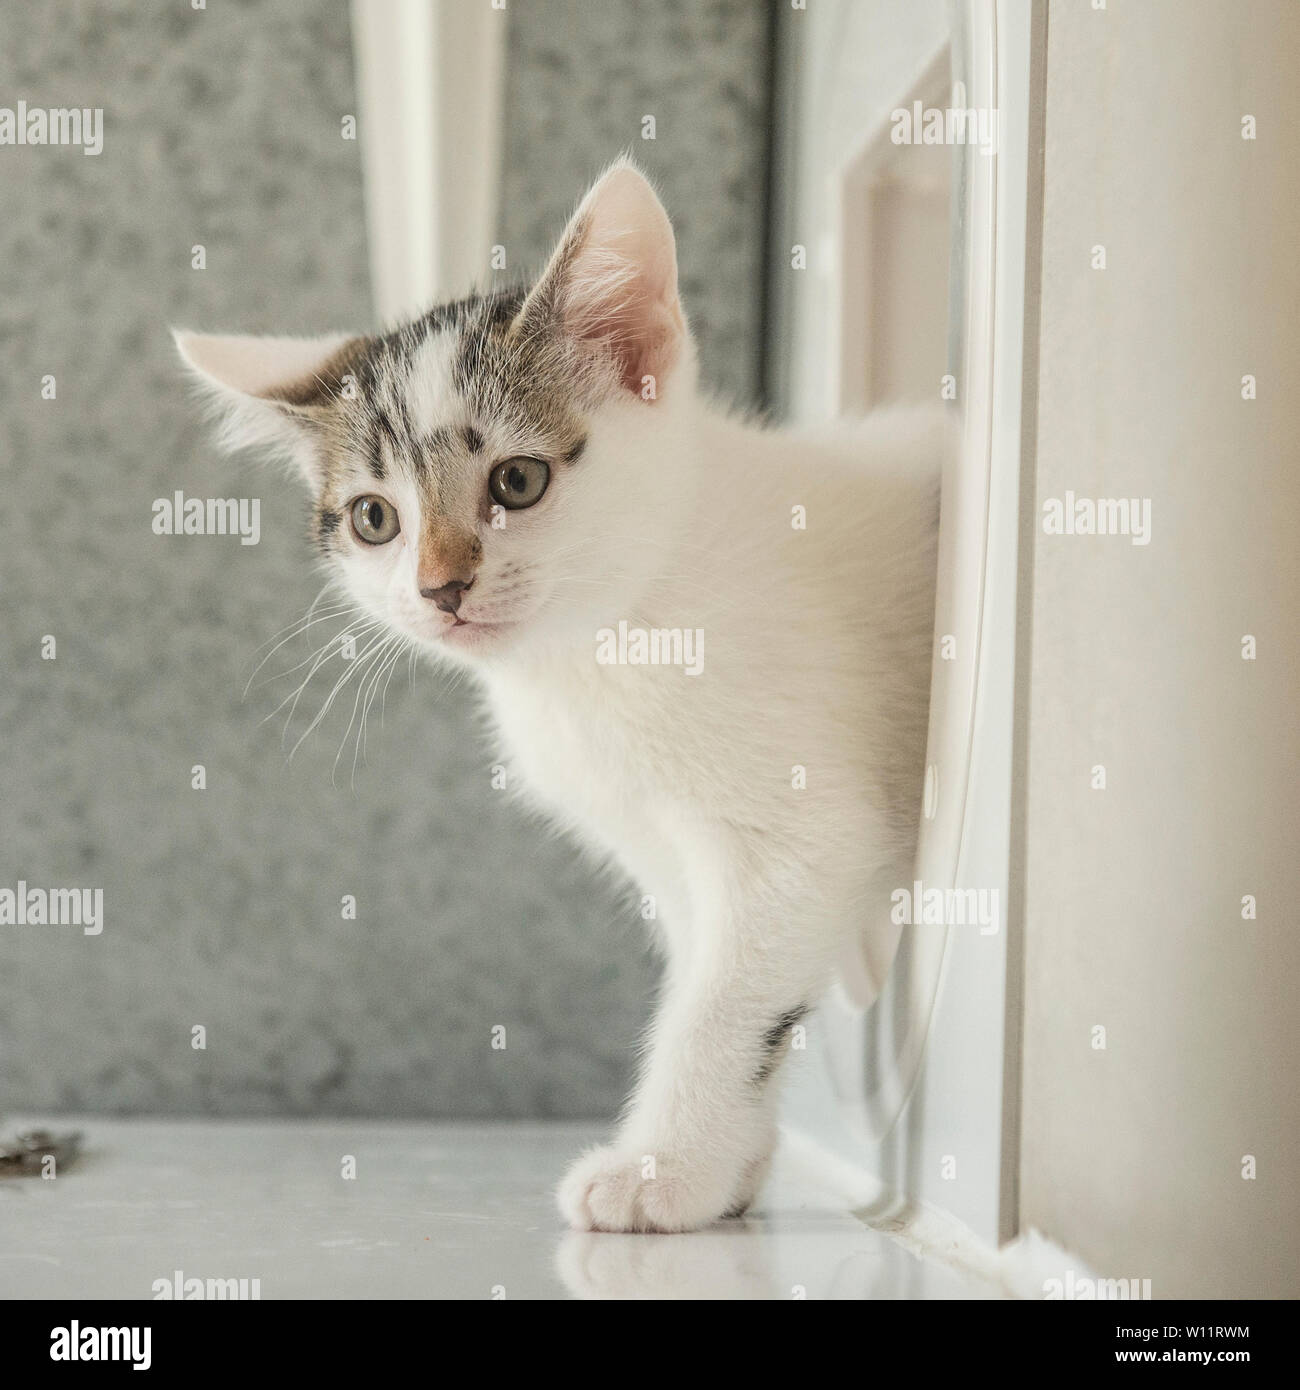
[557,1142,745,1233]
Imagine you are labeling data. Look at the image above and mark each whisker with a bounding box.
[268,619,386,745]
[380,638,411,728]
[255,612,379,691]
[244,602,365,695]
[354,635,404,778]
[290,627,392,761]
[334,634,397,787]
[261,617,386,730]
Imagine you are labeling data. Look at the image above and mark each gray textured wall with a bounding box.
[0,0,769,1117]
[500,0,771,409]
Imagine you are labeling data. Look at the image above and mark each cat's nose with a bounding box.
[421,577,474,615]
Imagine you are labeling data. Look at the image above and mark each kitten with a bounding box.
[176,159,942,1232]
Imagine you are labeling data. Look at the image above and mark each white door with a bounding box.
[769,0,1043,1247]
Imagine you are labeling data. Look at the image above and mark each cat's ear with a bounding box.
[172,329,361,479]
[514,158,686,400]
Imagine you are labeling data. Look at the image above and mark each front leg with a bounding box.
[558,840,834,1233]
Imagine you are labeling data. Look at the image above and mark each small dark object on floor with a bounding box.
[0,1125,83,1178]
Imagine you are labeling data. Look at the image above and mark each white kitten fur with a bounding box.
[502,396,940,1232]
[176,161,941,1232]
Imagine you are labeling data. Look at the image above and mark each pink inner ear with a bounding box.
[562,167,684,397]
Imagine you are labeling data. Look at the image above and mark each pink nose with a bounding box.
[421,577,473,614]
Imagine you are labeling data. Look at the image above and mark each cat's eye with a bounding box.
[350,495,400,545]
[489,456,550,510]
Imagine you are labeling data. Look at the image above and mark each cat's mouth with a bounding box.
[440,615,516,647]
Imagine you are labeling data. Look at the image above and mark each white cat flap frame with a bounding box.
[775,0,1042,1247]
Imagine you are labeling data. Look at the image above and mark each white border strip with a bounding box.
[349,0,506,325]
